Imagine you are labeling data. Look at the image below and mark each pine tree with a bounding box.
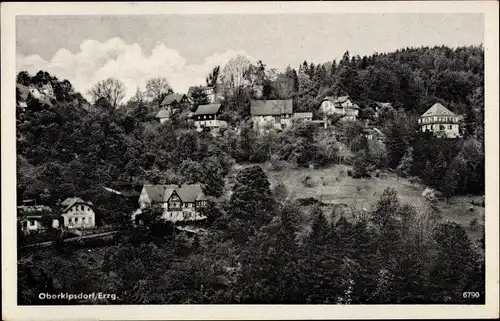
[430,222,478,302]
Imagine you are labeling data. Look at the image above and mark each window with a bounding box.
[448,125,452,130]
[75,217,79,223]
[82,217,86,224]
[88,217,92,224]
[69,218,73,224]
[30,220,36,226]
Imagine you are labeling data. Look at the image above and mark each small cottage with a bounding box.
[17,204,58,234]
[160,93,188,108]
[192,103,227,132]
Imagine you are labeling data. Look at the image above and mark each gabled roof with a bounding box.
[61,197,93,213]
[421,103,457,117]
[160,94,186,107]
[250,100,293,116]
[156,108,171,119]
[193,103,222,116]
[143,184,175,203]
[17,205,53,218]
[165,184,206,203]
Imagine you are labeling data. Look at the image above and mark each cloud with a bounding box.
[16,37,254,101]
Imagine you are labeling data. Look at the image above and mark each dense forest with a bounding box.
[17,45,485,304]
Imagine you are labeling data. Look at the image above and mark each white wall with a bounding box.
[62,204,96,229]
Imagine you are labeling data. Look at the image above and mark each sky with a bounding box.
[16,14,484,100]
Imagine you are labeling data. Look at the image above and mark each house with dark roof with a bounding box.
[192,103,227,132]
[60,197,96,229]
[160,93,188,108]
[136,184,208,222]
[250,99,294,132]
[418,103,461,138]
[320,95,359,121]
[156,94,189,123]
[17,204,57,234]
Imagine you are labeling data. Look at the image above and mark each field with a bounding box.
[227,163,485,247]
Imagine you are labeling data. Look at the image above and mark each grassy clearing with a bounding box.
[226,162,485,246]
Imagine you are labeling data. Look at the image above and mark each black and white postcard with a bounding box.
[2,1,499,320]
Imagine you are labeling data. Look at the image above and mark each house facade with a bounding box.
[321,95,359,121]
[251,99,294,132]
[60,197,96,229]
[137,184,208,222]
[192,103,227,132]
[17,205,58,234]
[418,103,461,138]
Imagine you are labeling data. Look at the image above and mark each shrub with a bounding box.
[301,174,314,188]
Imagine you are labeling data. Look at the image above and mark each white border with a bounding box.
[2,2,499,320]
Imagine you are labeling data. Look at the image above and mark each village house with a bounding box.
[320,95,360,121]
[192,103,227,132]
[418,103,461,138]
[160,93,189,108]
[156,93,189,122]
[136,184,208,222]
[250,99,294,132]
[60,197,96,229]
[17,202,58,234]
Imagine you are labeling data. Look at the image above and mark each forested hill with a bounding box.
[16,45,484,226]
[283,45,484,116]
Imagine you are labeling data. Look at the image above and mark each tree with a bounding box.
[17,71,31,86]
[430,222,478,302]
[145,77,173,106]
[353,150,369,178]
[221,55,252,95]
[87,78,126,108]
[396,147,413,178]
[131,87,145,104]
[229,165,275,223]
[189,86,209,112]
[206,65,220,88]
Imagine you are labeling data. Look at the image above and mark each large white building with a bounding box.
[418,103,461,138]
[60,197,96,229]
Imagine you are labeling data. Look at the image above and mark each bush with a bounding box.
[301,174,314,187]
[296,197,323,206]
